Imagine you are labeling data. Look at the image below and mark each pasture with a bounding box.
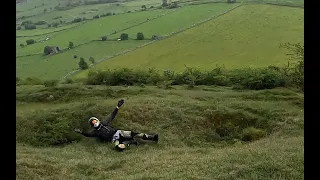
[74,4,303,79]
[108,3,239,39]
[16,40,149,80]
[16,8,170,57]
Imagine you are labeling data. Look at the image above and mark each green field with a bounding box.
[16,85,304,179]
[19,3,143,25]
[16,0,162,30]
[16,3,241,80]
[16,8,170,57]
[16,40,149,80]
[109,3,239,39]
[16,23,82,37]
[74,4,303,79]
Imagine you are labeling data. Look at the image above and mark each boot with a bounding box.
[142,134,159,142]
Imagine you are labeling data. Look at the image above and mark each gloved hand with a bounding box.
[117,99,124,108]
[74,128,82,133]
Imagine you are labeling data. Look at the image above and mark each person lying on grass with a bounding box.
[74,99,158,151]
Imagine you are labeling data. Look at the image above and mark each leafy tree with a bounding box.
[24,24,36,30]
[69,41,74,49]
[52,22,59,27]
[120,33,129,40]
[26,39,35,45]
[79,57,88,70]
[136,32,144,40]
[43,46,52,55]
[101,36,107,41]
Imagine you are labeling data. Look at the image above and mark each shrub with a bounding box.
[101,36,107,41]
[73,17,82,23]
[86,68,163,86]
[24,24,36,30]
[26,39,35,45]
[74,55,77,58]
[44,46,53,55]
[64,78,74,84]
[52,22,59,27]
[83,67,293,90]
[43,80,59,87]
[79,57,88,70]
[120,33,128,40]
[68,41,74,49]
[136,32,144,40]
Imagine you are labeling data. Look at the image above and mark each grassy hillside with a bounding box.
[16,23,81,37]
[108,3,239,39]
[16,3,239,80]
[16,9,170,57]
[16,40,149,79]
[74,4,303,79]
[16,85,304,179]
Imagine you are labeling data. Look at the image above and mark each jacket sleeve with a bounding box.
[102,107,119,126]
[81,129,98,137]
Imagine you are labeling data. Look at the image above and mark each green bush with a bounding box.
[83,67,290,90]
[136,32,144,40]
[79,57,89,70]
[26,39,35,45]
[24,24,36,30]
[228,68,285,90]
[101,36,107,41]
[43,80,59,87]
[64,78,74,84]
[120,33,129,40]
[86,68,163,86]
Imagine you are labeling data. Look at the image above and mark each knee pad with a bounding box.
[120,130,132,138]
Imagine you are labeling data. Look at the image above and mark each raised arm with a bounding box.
[102,99,124,125]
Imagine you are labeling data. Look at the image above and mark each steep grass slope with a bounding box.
[16,85,304,179]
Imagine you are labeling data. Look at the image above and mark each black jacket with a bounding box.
[80,107,119,142]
